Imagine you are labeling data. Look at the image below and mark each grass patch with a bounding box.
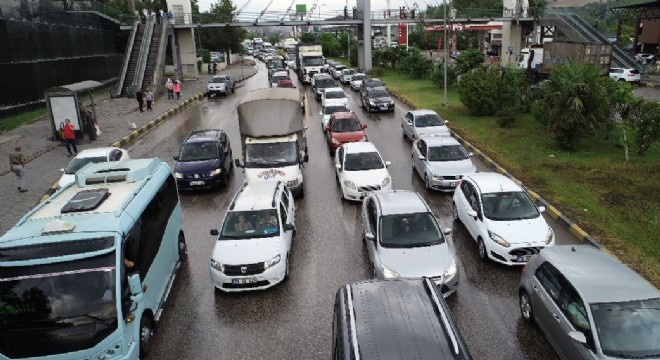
[1,108,48,133]
[370,66,660,286]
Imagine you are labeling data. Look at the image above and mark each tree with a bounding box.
[431,63,458,88]
[455,48,484,74]
[299,32,316,43]
[535,64,612,150]
[401,49,433,78]
[451,0,503,18]
[628,100,660,156]
[199,0,242,62]
[319,32,340,57]
[458,67,502,116]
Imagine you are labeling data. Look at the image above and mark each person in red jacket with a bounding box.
[62,118,78,157]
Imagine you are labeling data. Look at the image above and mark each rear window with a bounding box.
[629,69,640,74]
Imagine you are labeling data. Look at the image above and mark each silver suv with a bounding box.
[519,245,660,360]
[361,190,459,297]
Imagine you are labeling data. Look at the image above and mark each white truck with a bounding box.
[517,45,544,73]
[235,88,308,198]
[295,44,324,84]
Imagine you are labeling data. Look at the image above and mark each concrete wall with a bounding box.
[501,21,523,66]
[176,28,198,79]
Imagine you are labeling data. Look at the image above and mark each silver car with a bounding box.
[412,136,476,191]
[519,245,660,360]
[361,190,459,297]
[401,109,450,141]
[350,73,367,91]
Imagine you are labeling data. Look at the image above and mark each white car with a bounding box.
[412,136,476,191]
[322,87,349,108]
[58,147,130,188]
[452,172,555,265]
[350,73,367,91]
[340,69,357,84]
[334,142,392,201]
[331,64,346,79]
[401,109,450,141]
[209,181,295,292]
[608,68,641,83]
[270,70,289,87]
[320,104,350,129]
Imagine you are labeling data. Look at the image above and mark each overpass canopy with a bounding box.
[609,0,660,19]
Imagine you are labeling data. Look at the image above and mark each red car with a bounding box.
[277,79,295,88]
[325,112,368,153]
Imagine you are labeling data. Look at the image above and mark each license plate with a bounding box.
[232,278,257,284]
[189,180,205,186]
[520,255,532,262]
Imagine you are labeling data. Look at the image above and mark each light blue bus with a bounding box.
[0,158,186,359]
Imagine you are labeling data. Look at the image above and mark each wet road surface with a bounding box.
[128,62,575,359]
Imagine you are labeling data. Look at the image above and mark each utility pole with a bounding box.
[443,0,448,106]
[348,28,351,64]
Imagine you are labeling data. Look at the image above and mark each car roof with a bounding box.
[325,87,344,93]
[185,129,224,142]
[464,172,522,194]
[410,109,440,116]
[420,136,460,147]
[342,141,378,154]
[346,279,466,360]
[331,111,358,120]
[314,73,332,79]
[230,182,282,211]
[73,147,119,158]
[374,190,429,215]
[368,86,388,92]
[540,245,659,303]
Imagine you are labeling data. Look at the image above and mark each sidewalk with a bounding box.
[0,62,257,233]
[640,73,660,88]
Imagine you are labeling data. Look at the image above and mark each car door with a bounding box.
[555,283,597,360]
[461,181,481,239]
[279,199,293,254]
[334,146,345,184]
[402,112,414,138]
[412,140,425,177]
[362,197,379,272]
[532,262,569,355]
[326,116,335,145]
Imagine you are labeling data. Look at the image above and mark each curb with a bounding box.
[639,82,657,88]
[388,90,603,250]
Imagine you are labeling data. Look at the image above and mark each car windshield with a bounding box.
[0,252,117,358]
[272,75,288,83]
[178,142,219,162]
[428,145,468,161]
[303,56,324,66]
[591,298,660,359]
[331,118,362,132]
[245,142,298,167]
[344,152,384,171]
[210,77,227,83]
[481,191,539,220]
[352,75,367,81]
[415,114,445,127]
[317,79,335,87]
[220,210,280,239]
[325,91,346,99]
[370,90,389,98]
[65,156,107,174]
[366,80,383,88]
[343,70,355,75]
[379,213,444,248]
[323,106,349,115]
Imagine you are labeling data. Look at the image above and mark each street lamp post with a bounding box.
[443,0,448,107]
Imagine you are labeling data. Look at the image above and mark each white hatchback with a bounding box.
[334,142,392,201]
[452,172,555,265]
[210,181,295,292]
[608,68,641,83]
[402,110,450,141]
[322,87,350,109]
[58,147,130,189]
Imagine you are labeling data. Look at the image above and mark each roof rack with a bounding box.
[345,284,361,360]
[424,278,459,355]
[229,183,249,210]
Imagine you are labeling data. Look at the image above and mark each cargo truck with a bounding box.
[234,88,308,198]
[295,44,324,84]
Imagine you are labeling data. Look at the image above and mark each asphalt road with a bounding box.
[128,62,580,360]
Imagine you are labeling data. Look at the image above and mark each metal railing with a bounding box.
[130,15,155,95]
[114,21,140,98]
[150,21,170,96]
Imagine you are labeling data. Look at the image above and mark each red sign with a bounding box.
[438,37,443,50]
[398,24,408,46]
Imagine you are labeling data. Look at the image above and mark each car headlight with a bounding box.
[264,254,281,270]
[545,227,554,245]
[432,175,442,181]
[210,259,224,272]
[382,265,400,279]
[382,177,391,188]
[488,230,510,248]
[389,100,394,105]
[174,172,183,179]
[369,100,376,105]
[359,136,368,142]
[344,180,357,190]
[331,137,341,145]
[210,168,222,176]
[443,259,457,279]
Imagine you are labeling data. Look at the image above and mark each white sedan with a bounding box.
[401,109,450,141]
[58,147,130,188]
[334,142,392,201]
[452,172,555,265]
[322,87,350,109]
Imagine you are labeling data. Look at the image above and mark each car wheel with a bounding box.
[477,237,487,261]
[520,290,535,323]
[178,232,187,260]
[424,175,431,190]
[452,202,461,223]
[221,169,230,186]
[283,253,290,281]
[139,315,154,359]
[232,86,236,93]
[618,78,626,82]
[402,126,406,137]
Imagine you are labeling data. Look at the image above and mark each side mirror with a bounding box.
[335,163,342,171]
[127,273,143,296]
[467,209,478,218]
[418,155,426,161]
[59,168,65,172]
[445,120,450,124]
[568,331,587,344]
[468,152,474,157]
[364,231,375,241]
[325,125,330,131]
[443,228,452,236]
[173,155,179,161]
[284,223,295,232]
[234,159,243,168]
[210,229,219,236]
[304,154,309,163]
[538,206,546,213]
[385,161,391,167]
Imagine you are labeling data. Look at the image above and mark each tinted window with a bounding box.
[324,106,349,115]
[481,191,539,221]
[559,284,591,332]
[535,262,563,301]
[428,145,468,161]
[317,79,336,87]
[344,152,384,171]
[414,114,445,127]
[325,91,346,99]
[379,213,444,248]
[369,89,389,98]
[178,142,220,162]
[331,118,362,132]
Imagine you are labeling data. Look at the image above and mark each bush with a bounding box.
[455,48,485,74]
[370,67,385,77]
[400,50,433,78]
[431,63,458,87]
[628,100,660,155]
[197,59,202,73]
[496,107,518,127]
[457,67,503,116]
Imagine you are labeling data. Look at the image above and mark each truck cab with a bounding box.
[517,46,544,73]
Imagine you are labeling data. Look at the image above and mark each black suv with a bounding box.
[333,279,473,360]
[360,86,395,113]
[173,129,233,190]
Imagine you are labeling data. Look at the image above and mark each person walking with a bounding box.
[165,78,174,99]
[136,88,144,112]
[145,89,153,111]
[213,62,218,75]
[352,6,357,19]
[173,81,181,100]
[207,62,212,74]
[9,146,28,192]
[62,119,78,157]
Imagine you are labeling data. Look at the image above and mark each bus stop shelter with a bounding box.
[44,80,101,141]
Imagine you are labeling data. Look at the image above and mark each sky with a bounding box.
[197,0,435,16]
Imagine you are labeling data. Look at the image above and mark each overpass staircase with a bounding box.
[543,9,640,70]
[115,16,169,97]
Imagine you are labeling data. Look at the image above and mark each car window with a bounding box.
[281,188,290,212]
[465,182,480,212]
[428,145,468,162]
[414,114,445,127]
[559,284,591,332]
[370,90,389,98]
[344,152,384,171]
[405,112,413,123]
[535,262,563,302]
[331,118,362,132]
[337,147,344,165]
[416,140,426,155]
[481,191,539,221]
[221,210,280,239]
[325,91,346,99]
[324,105,349,115]
[366,198,377,235]
[279,203,287,226]
[379,213,444,248]
[178,142,220,162]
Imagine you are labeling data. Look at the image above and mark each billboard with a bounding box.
[296,4,307,14]
[397,24,408,46]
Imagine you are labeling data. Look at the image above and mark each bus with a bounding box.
[0,158,186,359]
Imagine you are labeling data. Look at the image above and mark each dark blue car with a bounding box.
[173,129,233,190]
